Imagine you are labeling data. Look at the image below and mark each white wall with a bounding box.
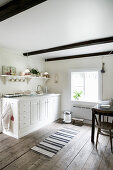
[0,47,45,95]
[46,55,113,117]
[0,47,46,132]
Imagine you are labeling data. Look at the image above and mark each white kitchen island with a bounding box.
[2,94,61,139]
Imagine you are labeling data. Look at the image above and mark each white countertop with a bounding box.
[2,93,61,101]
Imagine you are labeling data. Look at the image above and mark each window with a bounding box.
[71,70,101,102]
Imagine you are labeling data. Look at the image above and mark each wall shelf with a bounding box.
[0,75,50,84]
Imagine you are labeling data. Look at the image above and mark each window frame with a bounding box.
[69,68,102,104]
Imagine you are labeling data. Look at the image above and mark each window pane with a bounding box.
[71,72,84,86]
[71,72,84,100]
[85,72,98,102]
[71,71,99,102]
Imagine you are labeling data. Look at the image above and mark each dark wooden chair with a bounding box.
[95,114,113,152]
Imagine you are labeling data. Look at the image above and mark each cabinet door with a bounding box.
[30,100,40,125]
[52,97,59,120]
[39,99,47,121]
[47,98,53,121]
[47,96,60,122]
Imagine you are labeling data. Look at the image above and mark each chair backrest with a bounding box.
[102,115,108,123]
[95,114,113,129]
[95,114,109,126]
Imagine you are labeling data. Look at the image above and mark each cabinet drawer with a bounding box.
[20,114,30,121]
[19,102,30,114]
[20,121,29,129]
[20,101,30,105]
[20,107,30,113]
[20,117,30,128]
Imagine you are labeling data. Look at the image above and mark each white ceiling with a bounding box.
[0,0,12,7]
[39,43,113,59]
[0,0,113,58]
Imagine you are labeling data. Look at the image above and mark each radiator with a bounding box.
[72,105,113,124]
[72,105,92,124]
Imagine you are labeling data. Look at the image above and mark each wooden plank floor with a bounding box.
[0,120,113,170]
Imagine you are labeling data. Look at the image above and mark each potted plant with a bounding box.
[30,68,40,77]
[73,90,83,100]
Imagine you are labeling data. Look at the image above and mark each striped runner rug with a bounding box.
[31,128,79,158]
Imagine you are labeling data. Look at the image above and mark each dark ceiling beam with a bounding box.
[45,51,113,62]
[23,36,113,56]
[0,0,47,22]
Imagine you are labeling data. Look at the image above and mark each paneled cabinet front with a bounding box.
[19,97,58,134]
[30,98,48,124]
[2,95,60,138]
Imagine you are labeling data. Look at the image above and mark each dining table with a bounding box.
[91,104,113,143]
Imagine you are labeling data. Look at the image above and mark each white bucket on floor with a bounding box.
[63,111,71,123]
